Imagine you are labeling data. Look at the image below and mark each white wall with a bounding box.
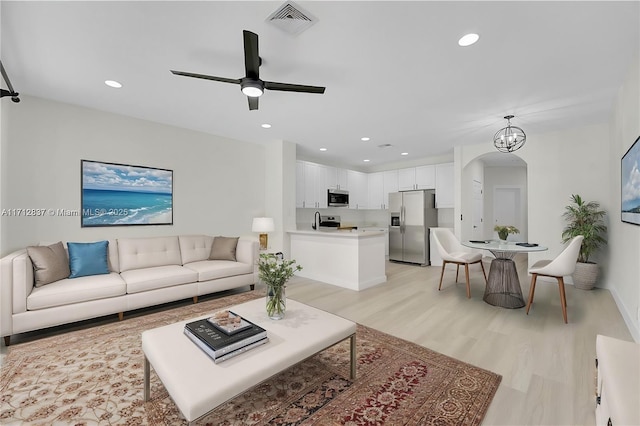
[609,56,640,341]
[457,122,611,274]
[0,96,266,255]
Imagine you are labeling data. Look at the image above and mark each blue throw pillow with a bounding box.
[68,240,110,278]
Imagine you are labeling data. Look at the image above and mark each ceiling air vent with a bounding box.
[378,144,393,149]
[266,1,318,35]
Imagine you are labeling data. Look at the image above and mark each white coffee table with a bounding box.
[142,298,357,424]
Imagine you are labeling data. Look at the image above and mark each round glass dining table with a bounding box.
[462,240,548,308]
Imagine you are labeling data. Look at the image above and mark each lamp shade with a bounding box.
[252,217,275,233]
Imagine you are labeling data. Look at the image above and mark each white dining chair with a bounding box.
[431,228,488,298]
[526,235,584,323]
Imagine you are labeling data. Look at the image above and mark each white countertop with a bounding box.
[288,229,386,238]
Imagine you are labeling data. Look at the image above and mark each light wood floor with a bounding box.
[1,256,632,425]
[284,255,633,426]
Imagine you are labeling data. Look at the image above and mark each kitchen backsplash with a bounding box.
[296,208,454,230]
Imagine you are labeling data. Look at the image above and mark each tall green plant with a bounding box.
[561,194,607,263]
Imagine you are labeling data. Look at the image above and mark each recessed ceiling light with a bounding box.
[104,80,122,88]
[458,33,479,47]
[261,123,271,128]
[361,137,370,141]
[401,152,409,156]
[363,159,370,162]
[319,148,327,152]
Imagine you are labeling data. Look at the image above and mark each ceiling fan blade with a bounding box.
[248,96,259,110]
[264,81,326,94]
[243,30,260,79]
[171,70,240,85]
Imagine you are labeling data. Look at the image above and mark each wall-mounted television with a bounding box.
[621,135,640,226]
[81,160,173,227]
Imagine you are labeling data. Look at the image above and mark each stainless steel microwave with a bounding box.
[328,189,349,207]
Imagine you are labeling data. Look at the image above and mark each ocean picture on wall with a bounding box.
[621,136,640,226]
[81,160,173,227]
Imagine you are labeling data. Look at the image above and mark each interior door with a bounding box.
[472,180,483,240]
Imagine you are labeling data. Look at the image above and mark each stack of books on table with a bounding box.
[183,310,268,363]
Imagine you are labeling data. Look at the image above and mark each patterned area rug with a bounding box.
[1,290,501,425]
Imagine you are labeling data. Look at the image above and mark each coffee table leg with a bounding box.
[350,334,356,380]
[144,355,150,401]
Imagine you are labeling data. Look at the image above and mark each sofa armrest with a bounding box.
[236,238,258,280]
[1,249,32,337]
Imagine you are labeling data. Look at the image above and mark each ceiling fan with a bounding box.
[171,30,325,111]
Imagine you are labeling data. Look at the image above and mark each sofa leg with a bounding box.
[3,336,10,346]
[250,284,255,291]
[193,296,198,304]
[118,312,124,321]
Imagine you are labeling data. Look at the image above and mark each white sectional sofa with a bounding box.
[0,235,258,345]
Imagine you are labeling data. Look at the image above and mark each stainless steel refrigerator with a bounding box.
[389,190,438,265]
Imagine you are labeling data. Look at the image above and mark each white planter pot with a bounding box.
[573,262,598,290]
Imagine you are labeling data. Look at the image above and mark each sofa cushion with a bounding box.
[117,236,182,272]
[121,265,198,294]
[209,236,239,261]
[184,260,253,282]
[68,241,110,278]
[27,242,71,287]
[179,235,214,264]
[26,272,126,310]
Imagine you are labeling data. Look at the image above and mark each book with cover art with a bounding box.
[184,317,267,355]
[184,328,268,363]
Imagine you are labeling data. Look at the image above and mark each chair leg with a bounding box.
[558,277,568,323]
[464,263,471,298]
[438,262,446,291]
[526,274,537,315]
[455,264,460,283]
[479,261,488,284]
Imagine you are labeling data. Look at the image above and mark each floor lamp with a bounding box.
[252,217,274,250]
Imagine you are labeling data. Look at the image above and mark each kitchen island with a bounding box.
[288,229,387,291]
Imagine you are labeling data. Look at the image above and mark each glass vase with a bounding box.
[266,284,286,320]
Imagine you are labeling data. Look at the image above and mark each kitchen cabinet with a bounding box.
[398,166,435,191]
[435,162,454,208]
[296,161,305,208]
[383,170,398,208]
[367,170,398,209]
[325,166,349,190]
[298,161,329,209]
[368,172,384,209]
[347,170,368,209]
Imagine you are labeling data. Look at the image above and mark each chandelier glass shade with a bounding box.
[493,115,526,153]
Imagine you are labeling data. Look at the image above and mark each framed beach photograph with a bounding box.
[621,135,640,226]
[81,160,173,227]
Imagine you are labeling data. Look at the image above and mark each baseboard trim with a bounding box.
[609,286,640,343]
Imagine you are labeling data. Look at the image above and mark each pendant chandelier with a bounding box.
[493,115,526,153]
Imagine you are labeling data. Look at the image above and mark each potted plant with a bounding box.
[257,253,302,319]
[494,225,520,241]
[561,194,607,290]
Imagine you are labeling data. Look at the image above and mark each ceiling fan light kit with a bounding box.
[493,115,526,153]
[171,30,325,110]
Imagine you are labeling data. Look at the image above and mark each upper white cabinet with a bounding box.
[398,168,416,191]
[415,165,436,189]
[435,162,454,208]
[297,161,329,209]
[398,165,435,191]
[297,160,452,210]
[383,170,398,208]
[348,170,368,209]
[368,172,384,210]
[296,161,305,208]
